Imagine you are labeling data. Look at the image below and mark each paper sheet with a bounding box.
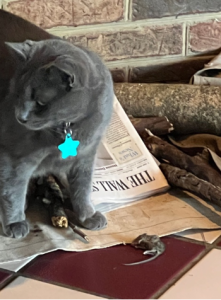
[1,188,221,263]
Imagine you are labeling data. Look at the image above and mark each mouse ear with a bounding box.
[5,40,33,61]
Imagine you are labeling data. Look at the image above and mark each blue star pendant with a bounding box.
[58,133,80,159]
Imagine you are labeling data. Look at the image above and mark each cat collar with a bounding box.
[58,122,80,159]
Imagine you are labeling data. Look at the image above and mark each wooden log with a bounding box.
[145,135,221,188]
[45,176,68,228]
[160,163,221,208]
[36,176,89,241]
[114,83,221,135]
[130,116,174,136]
[36,175,68,228]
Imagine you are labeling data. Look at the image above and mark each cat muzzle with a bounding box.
[16,116,28,124]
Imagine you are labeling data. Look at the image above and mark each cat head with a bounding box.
[6,39,104,131]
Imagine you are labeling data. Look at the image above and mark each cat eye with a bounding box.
[36,100,46,106]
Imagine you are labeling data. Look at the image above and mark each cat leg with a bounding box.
[0,182,29,238]
[4,221,29,239]
[0,166,30,238]
[68,154,107,230]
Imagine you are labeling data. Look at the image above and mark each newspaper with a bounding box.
[0,189,221,264]
[92,96,169,212]
[1,96,221,264]
[190,51,221,86]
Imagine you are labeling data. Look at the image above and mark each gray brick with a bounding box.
[3,0,124,28]
[65,24,183,61]
[188,20,221,54]
[132,0,221,20]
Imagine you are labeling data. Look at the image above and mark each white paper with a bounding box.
[1,189,221,263]
[92,96,169,211]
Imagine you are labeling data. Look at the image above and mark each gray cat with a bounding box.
[0,38,114,238]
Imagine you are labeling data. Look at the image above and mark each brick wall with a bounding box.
[2,0,221,83]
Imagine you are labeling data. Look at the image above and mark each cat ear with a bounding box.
[42,56,76,88]
[5,40,33,61]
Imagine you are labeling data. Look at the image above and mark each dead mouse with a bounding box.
[125,233,165,266]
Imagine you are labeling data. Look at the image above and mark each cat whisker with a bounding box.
[48,127,62,134]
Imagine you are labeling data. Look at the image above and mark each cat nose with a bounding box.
[17,116,28,124]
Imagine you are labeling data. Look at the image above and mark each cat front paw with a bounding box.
[4,221,29,238]
[80,211,107,230]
